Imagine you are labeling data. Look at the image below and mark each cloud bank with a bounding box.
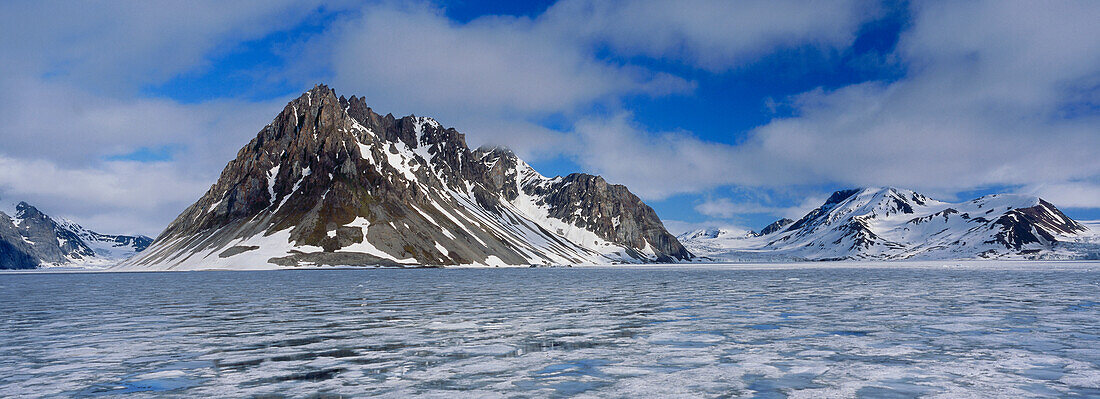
[552,1,1100,211]
[1,0,1098,235]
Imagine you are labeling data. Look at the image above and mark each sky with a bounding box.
[1,0,1099,237]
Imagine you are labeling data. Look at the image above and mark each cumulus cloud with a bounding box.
[3,0,1099,234]
[562,113,806,199]
[327,4,691,116]
[543,0,875,71]
[0,78,290,234]
[561,0,1100,212]
[694,198,743,219]
[0,0,349,92]
[567,113,739,198]
[0,77,286,168]
[735,0,1100,190]
[0,1,334,234]
[694,192,827,222]
[312,1,871,160]
[1024,182,1100,209]
[0,156,213,235]
[312,3,696,160]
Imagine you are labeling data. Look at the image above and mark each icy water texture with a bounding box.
[3,266,1100,398]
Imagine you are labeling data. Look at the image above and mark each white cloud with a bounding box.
[568,113,744,198]
[543,0,875,71]
[694,198,742,219]
[312,0,873,160]
[0,1,324,234]
[693,192,827,222]
[4,0,1100,236]
[560,1,1100,212]
[0,156,213,235]
[313,3,695,159]
[0,77,287,168]
[0,0,350,92]
[327,4,690,116]
[1023,182,1100,209]
[0,77,292,235]
[782,195,829,220]
[733,0,1100,192]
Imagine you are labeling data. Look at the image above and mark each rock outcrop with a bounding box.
[757,218,794,236]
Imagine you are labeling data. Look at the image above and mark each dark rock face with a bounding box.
[130,85,691,268]
[0,212,38,269]
[0,239,38,269]
[785,194,845,233]
[14,202,96,264]
[987,199,1087,250]
[758,218,794,236]
[549,174,688,262]
[824,189,861,205]
[104,235,153,253]
[0,202,152,269]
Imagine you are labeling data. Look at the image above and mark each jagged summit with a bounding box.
[680,187,1096,261]
[125,85,690,269]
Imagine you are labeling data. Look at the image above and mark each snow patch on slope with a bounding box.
[683,187,1098,262]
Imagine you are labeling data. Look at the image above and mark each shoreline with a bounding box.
[4,259,1100,274]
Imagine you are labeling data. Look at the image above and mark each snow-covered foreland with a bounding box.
[680,187,1100,262]
[0,201,152,269]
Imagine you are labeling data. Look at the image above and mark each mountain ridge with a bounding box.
[123,85,690,269]
[680,187,1097,261]
[0,201,152,269]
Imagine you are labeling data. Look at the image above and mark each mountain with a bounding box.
[680,187,1099,261]
[123,85,690,269]
[678,228,751,241]
[757,218,794,236]
[0,201,152,269]
[678,219,795,243]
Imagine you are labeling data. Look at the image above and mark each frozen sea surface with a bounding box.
[2,265,1100,398]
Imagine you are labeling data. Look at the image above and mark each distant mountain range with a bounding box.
[0,201,152,269]
[122,85,690,270]
[680,187,1100,261]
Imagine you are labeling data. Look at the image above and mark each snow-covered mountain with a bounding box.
[681,187,1099,261]
[122,85,691,270]
[678,227,753,241]
[0,201,152,269]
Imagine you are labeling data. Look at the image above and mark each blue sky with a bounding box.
[1,0,1099,235]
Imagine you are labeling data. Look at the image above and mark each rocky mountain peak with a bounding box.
[127,85,691,269]
[15,201,43,220]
